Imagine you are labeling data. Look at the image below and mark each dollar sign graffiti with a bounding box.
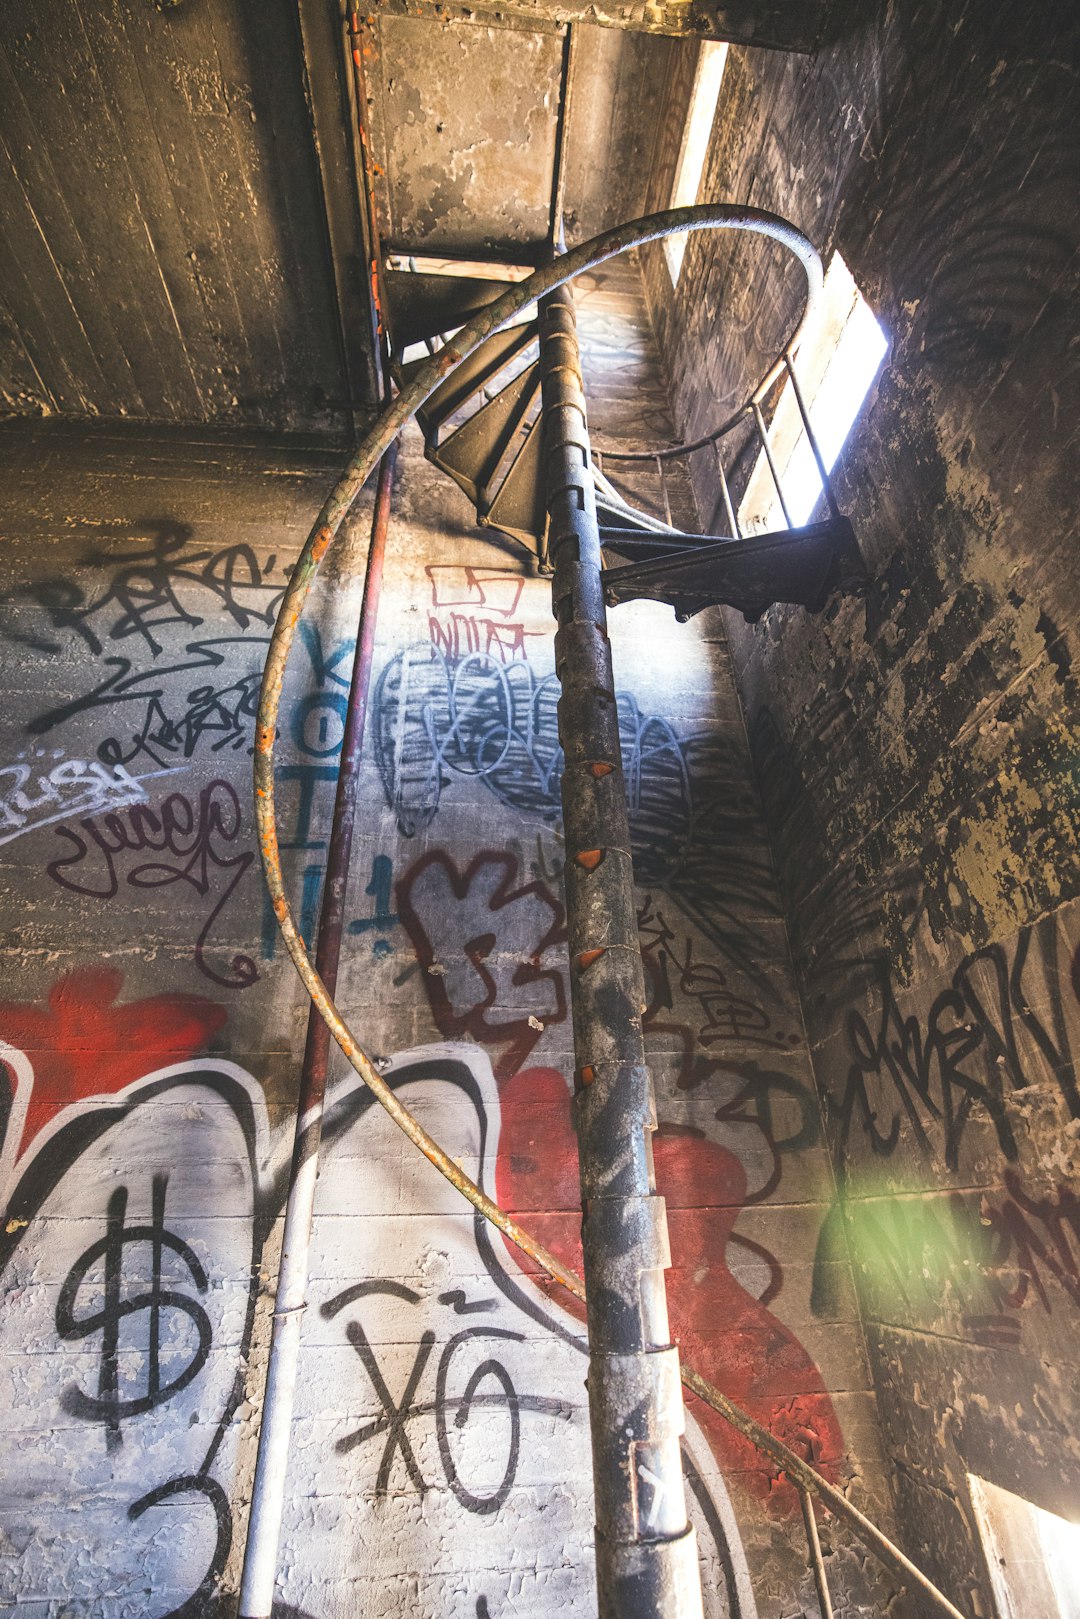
[55,1173,212,1450]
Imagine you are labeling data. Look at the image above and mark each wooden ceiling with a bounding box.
[0,1,819,440]
[0,0,375,437]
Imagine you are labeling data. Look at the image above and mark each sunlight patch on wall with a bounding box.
[665,42,728,286]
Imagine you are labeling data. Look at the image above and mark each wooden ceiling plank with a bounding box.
[0,284,56,418]
[0,125,112,415]
[224,1,354,410]
[167,1,291,421]
[0,33,146,414]
[71,0,208,422]
[190,0,348,432]
[2,0,179,418]
[115,1,259,422]
[294,0,382,423]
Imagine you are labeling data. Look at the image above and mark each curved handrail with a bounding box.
[594,353,787,464]
[253,204,965,1619]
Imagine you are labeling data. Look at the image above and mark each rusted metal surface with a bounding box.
[363,10,564,258]
[548,26,577,248]
[296,0,381,431]
[250,203,981,1619]
[347,6,391,396]
[249,199,969,1605]
[540,280,703,1616]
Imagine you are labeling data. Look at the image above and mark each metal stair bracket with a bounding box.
[539,281,705,1619]
[599,515,866,622]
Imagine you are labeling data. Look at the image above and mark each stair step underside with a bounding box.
[416,320,539,441]
[430,361,542,510]
[482,413,548,555]
[383,268,514,351]
[601,516,867,621]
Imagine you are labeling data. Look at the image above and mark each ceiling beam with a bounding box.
[367,0,824,50]
[295,0,383,427]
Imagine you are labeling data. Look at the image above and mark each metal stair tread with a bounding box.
[384,268,514,351]
[416,320,539,440]
[431,361,541,509]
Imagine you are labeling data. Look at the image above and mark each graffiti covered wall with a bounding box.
[641,0,1080,1602]
[1,268,893,1615]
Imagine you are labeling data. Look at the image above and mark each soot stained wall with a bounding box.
[0,264,894,1616]
[642,0,1080,1607]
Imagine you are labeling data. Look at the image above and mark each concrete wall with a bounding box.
[0,265,894,1614]
[641,0,1080,1606]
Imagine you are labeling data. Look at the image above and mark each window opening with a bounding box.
[665,41,728,286]
[969,1474,1080,1619]
[738,252,887,531]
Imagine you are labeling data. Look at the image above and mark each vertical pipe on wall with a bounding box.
[238,441,398,1619]
[538,280,705,1619]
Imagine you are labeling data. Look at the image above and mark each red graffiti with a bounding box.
[425,565,526,619]
[424,564,541,665]
[428,612,535,664]
[397,851,566,1081]
[0,966,225,1153]
[495,1066,843,1513]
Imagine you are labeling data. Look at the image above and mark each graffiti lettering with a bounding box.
[425,564,526,619]
[56,1174,212,1449]
[324,1281,557,1515]
[46,779,256,989]
[397,849,566,1080]
[3,521,286,659]
[349,853,400,957]
[639,896,796,1063]
[376,643,783,990]
[261,852,402,962]
[0,752,159,845]
[832,916,1079,1168]
[425,565,539,665]
[0,1022,756,1612]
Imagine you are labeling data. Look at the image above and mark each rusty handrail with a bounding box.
[254,205,965,1619]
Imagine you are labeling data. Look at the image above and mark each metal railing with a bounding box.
[595,344,843,544]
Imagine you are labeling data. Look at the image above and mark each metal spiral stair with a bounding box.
[387,264,868,623]
[249,206,972,1619]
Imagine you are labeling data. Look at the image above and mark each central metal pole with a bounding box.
[539,282,705,1619]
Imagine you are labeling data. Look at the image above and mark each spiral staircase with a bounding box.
[249,188,966,1619]
[387,262,867,623]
